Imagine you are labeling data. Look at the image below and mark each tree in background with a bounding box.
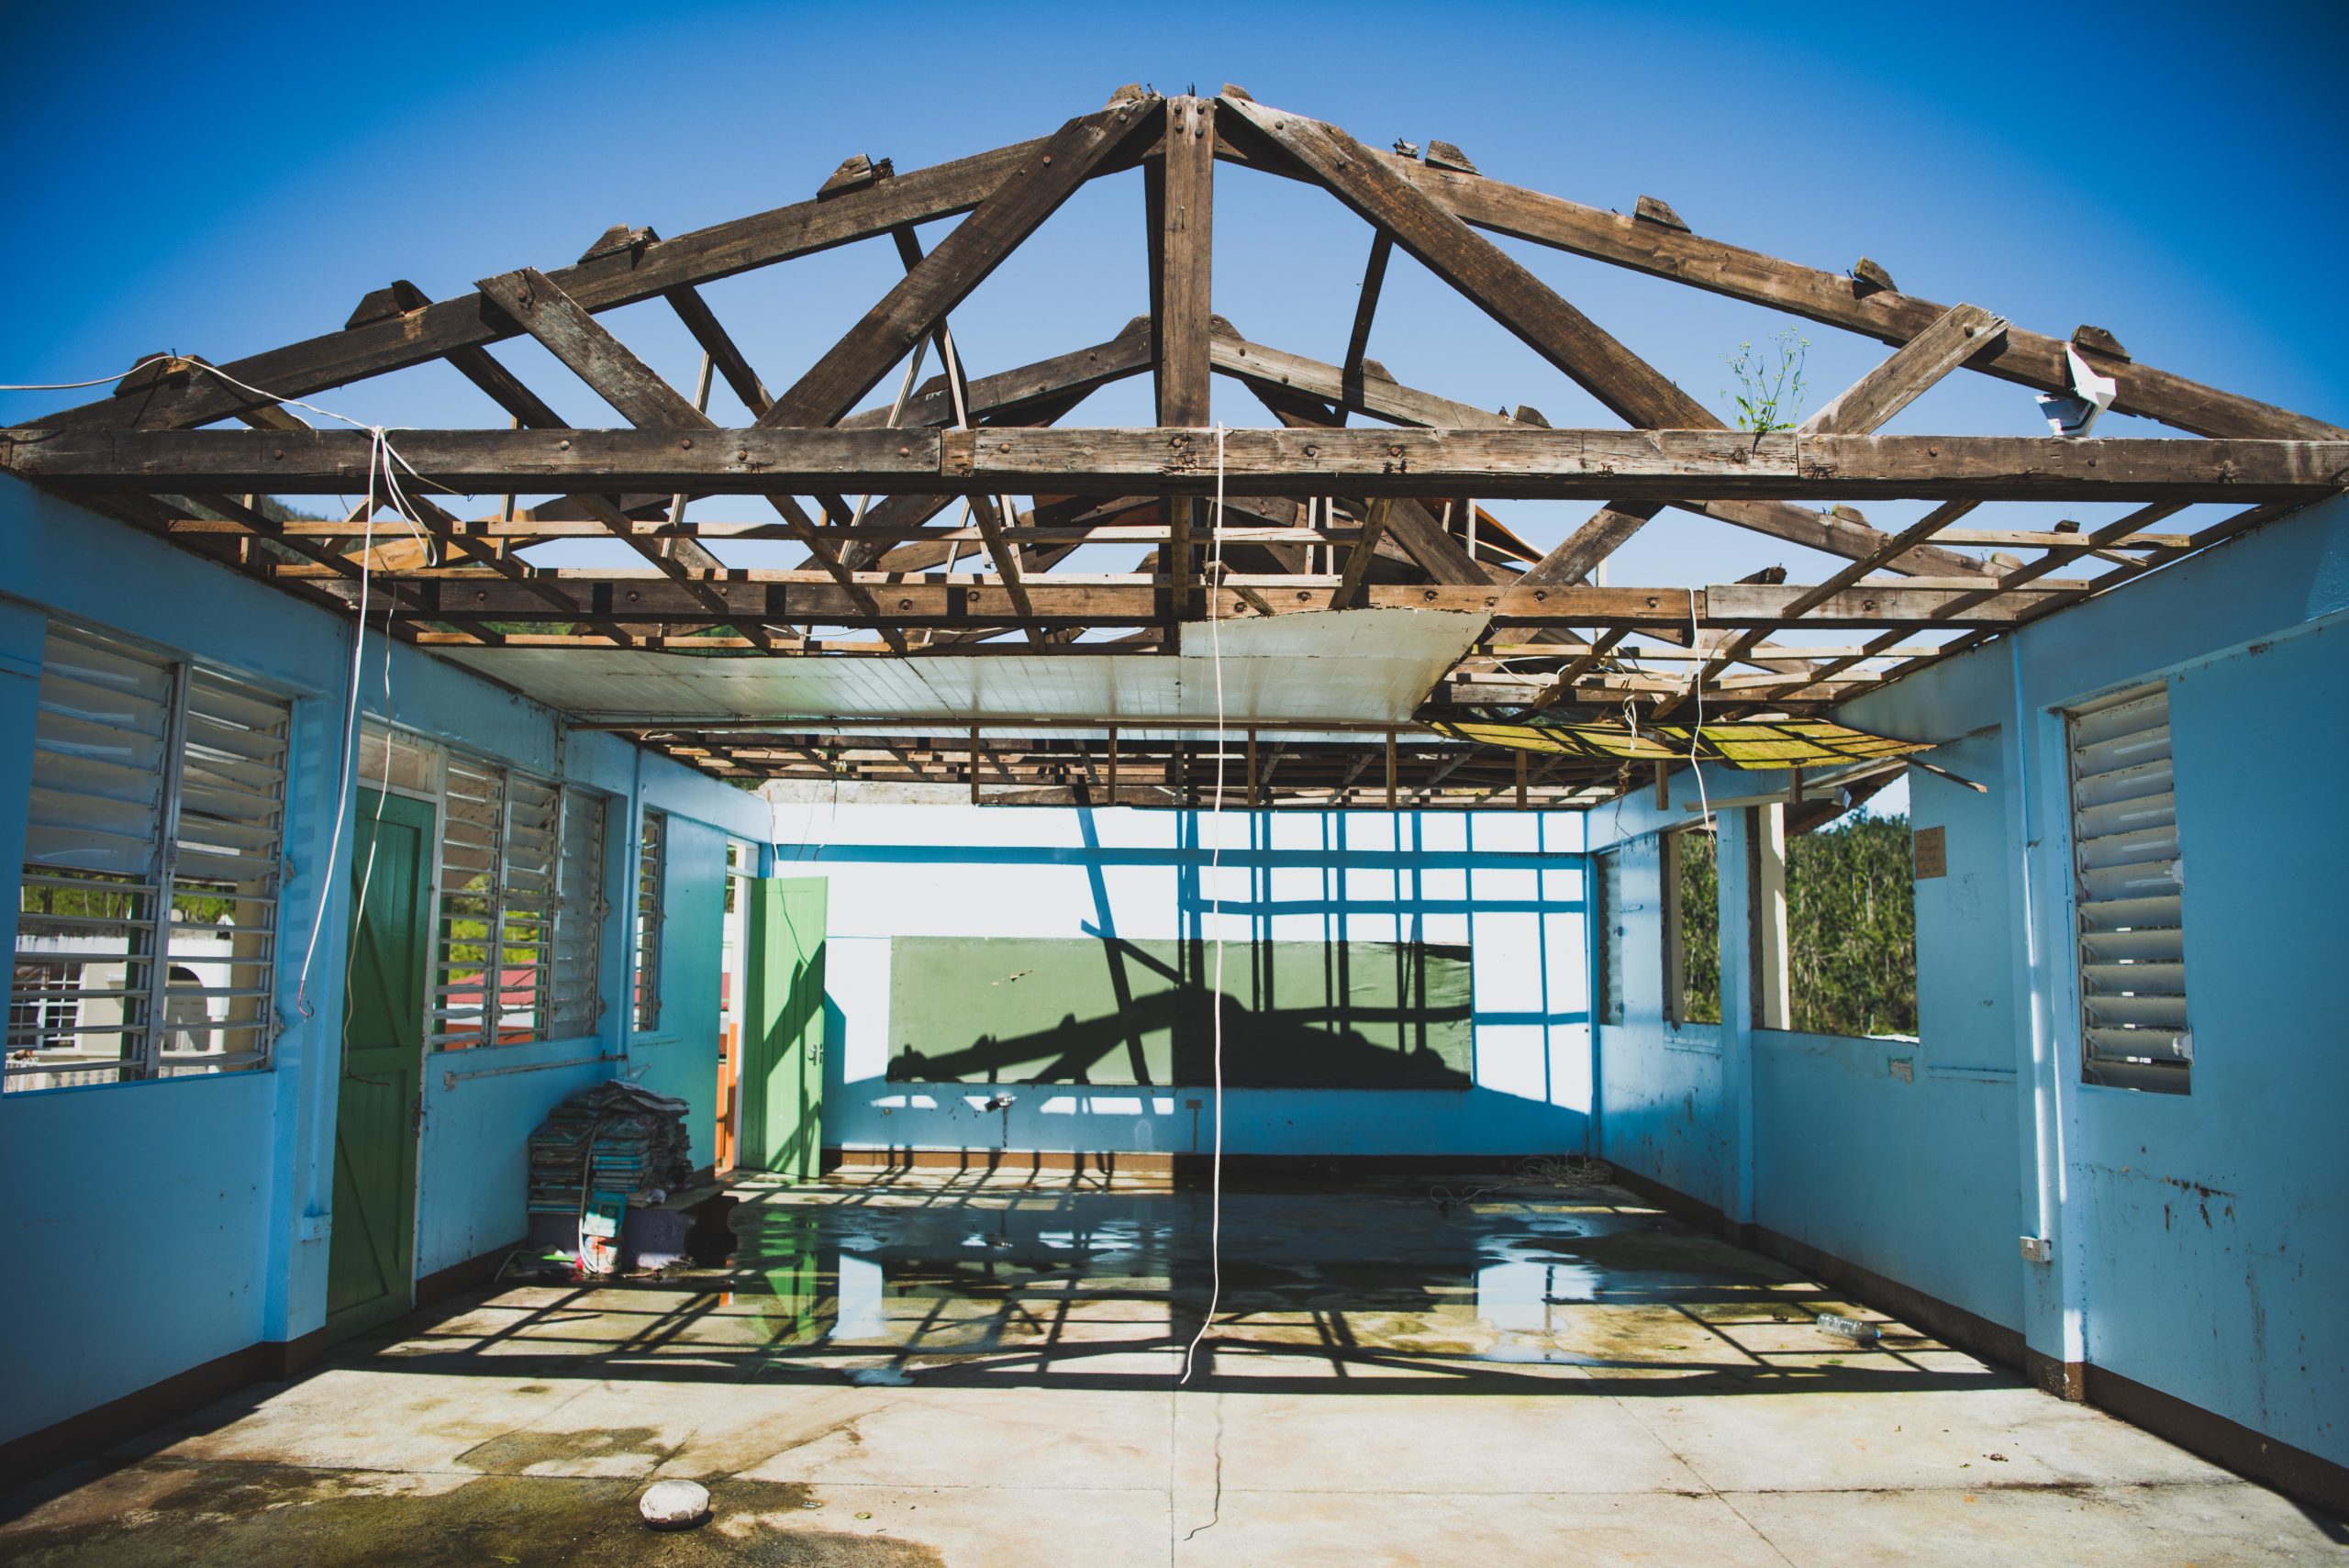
[1676,829,1720,1025]
[1787,814,1918,1038]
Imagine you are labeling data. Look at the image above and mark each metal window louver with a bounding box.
[2067,686,2190,1094]
[634,810,665,1032]
[10,622,287,1092]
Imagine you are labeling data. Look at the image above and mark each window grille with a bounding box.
[9,622,288,1092]
[422,740,607,1051]
[551,786,607,1040]
[634,810,666,1032]
[2067,685,2189,1093]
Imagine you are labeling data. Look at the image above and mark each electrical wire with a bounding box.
[10,351,448,1022]
[1686,590,1711,826]
[0,354,181,392]
[1179,425,1230,1385]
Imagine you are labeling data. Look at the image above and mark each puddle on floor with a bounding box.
[696,1173,1819,1373]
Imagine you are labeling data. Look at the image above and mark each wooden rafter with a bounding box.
[23,426,2338,503]
[9,83,2340,807]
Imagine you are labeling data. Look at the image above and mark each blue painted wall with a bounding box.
[1591,495,2349,1470]
[0,480,763,1446]
[775,801,1593,1158]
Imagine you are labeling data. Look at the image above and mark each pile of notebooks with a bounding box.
[527,1079,695,1231]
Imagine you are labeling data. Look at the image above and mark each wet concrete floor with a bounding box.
[4,1172,2343,1565]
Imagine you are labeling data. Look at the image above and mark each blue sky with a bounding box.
[6,0,2344,601]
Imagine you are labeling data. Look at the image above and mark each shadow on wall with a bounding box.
[885,934,1475,1089]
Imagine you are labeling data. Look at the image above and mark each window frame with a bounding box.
[2065,683,2190,1095]
[633,808,667,1034]
[1661,824,1720,1029]
[361,722,610,1053]
[9,619,291,1093]
[1593,848,1626,1028]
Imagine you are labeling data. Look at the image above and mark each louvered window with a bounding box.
[421,741,607,1051]
[634,810,666,1032]
[2067,685,2189,1094]
[10,622,288,1092]
[551,787,607,1040]
[1595,850,1626,1026]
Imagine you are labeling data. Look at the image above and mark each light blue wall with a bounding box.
[1591,494,2349,1470]
[775,801,1593,1158]
[0,481,762,1445]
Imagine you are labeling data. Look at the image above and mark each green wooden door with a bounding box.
[327,790,433,1342]
[742,878,827,1178]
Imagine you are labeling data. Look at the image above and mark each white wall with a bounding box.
[772,800,1593,1157]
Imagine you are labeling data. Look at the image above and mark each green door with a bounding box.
[742,877,827,1178]
[327,789,433,1342]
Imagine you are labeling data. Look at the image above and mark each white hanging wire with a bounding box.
[1687,589,1711,825]
[1180,425,1230,1385]
[6,353,448,1021]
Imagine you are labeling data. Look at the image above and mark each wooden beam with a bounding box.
[1523,301,2009,586]
[1214,328,1995,580]
[763,100,1161,429]
[1219,95,1712,429]
[841,317,1153,432]
[1800,304,2008,436]
[1242,378,1491,586]
[663,284,772,416]
[1218,111,2343,441]
[17,426,2342,504]
[1342,233,1394,401]
[42,131,1114,435]
[1153,97,1216,427]
[1154,97,1215,618]
[472,266,900,648]
[393,573,2088,632]
[1331,496,1392,607]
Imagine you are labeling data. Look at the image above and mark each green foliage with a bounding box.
[1787,813,1918,1038]
[1675,829,1720,1024]
[1724,329,1810,431]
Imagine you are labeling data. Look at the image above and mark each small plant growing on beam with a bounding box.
[1724,328,1810,431]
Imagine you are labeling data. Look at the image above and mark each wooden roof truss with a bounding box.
[7,84,2343,808]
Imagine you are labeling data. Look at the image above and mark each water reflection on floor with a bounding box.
[15,1170,2315,1568]
[684,1170,1932,1389]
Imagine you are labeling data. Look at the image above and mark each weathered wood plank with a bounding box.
[14,426,2343,502]
[474,266,889,644]
[1343,233,1394,395]
[1800,303,2007,436]
[1219,95,1713,429]
[1216,324,1995,581]
[1154,96,1216,426]
[840,318,1153,431]
[1217,104,2343,440]
[37,134,1097,434]
[387,572,2071,629]
[763,99,1162,429]
[1389,148,2343,440]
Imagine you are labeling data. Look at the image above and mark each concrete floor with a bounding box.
[5,1171,2343,1566]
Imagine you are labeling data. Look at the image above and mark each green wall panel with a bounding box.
[885,936,1472,1088]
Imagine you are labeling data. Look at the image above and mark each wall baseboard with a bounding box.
[1605,1161,2348,1521]
[0,1327,323,1488]
[416,1238,526,1308]
[0,1238,523,1492]
[2084,1362,2348,1519]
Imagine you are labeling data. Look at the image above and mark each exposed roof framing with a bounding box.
[7,83,2341,808]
